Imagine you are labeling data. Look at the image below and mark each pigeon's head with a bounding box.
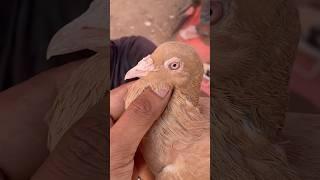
[125,42,204,91]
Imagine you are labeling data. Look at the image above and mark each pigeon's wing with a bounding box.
[47,0,107,59]
[46,49,108,151]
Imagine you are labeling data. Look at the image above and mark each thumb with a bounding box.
[110,86,172,155]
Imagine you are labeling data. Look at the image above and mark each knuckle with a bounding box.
[130,96,154,117]
[110,136,136,158]
[110,141,135,175]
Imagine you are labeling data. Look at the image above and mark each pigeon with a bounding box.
[124,41,210,180]
[43,0,303,179]
[212,0,301,179]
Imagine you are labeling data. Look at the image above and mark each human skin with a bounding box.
[0,59,171,180]
[110,83,173,180]
[27,81,173,180]
[0,58,209,180]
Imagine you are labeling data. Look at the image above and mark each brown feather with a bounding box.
[125,42,209,179]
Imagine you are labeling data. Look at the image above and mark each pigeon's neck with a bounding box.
[135,78,201,107]
[175,86,200,107]
[138,74,200,101]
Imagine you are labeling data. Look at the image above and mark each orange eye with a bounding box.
[168,62,180,70]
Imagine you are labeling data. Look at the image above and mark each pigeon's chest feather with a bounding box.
[125,81,210,176]
[125,80,203,142]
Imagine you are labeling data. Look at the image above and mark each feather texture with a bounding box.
[124,42,209,179]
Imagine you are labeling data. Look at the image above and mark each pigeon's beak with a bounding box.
[124,55,157,80]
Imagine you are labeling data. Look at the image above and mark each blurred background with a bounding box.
[0,0,93,91]
[111,0,320,111]
[111,0,210,96]
[0,0,319,112]
[289,0,320,114]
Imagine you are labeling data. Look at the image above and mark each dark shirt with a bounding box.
[0,2,156,91]
[110,36,157,89]
[0,0,93,91]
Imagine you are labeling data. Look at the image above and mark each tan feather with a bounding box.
[124,42,209,179]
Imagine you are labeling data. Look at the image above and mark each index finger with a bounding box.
[110,81,135,120]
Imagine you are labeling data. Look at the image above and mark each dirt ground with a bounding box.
[110,0,192,45]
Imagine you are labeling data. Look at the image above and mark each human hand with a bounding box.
[110,83,173,180]
[0,63,208,180]
[30,82,172,180]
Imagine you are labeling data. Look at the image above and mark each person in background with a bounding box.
[197,0,211,36]
[179,0,212,40]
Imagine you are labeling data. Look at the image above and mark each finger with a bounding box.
[111,86,172,153]
[110,81,135,120]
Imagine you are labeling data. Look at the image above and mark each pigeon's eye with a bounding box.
[168,62,180,70]
[164,57,183,71]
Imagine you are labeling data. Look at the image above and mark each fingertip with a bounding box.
[147,85,173,99]
[110,86,173,150]
[110,81,137,120]
[130,87,172,118]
